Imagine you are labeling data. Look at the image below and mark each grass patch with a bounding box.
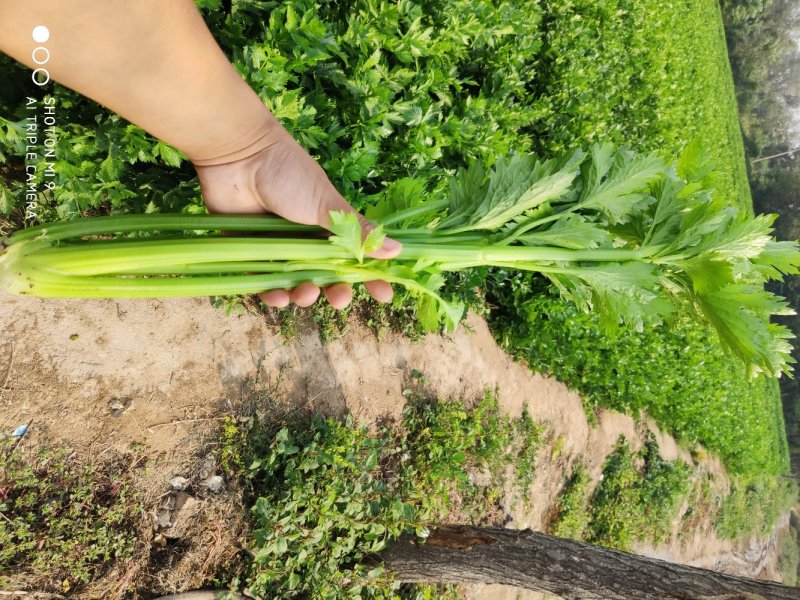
[588,436,691,550]
[550,462,592,541]
[0,439,144,594]
[715,476,798,541]
[217,391,541,598]
[551,435,692,551]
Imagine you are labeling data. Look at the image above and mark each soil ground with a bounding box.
[0,294,787,598]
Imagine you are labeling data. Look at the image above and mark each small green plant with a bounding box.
[399,392,541,512]
[219,414,247,477]
[636,436,693,544]
[550,434,567,460]
[551,462,592,540]
[0,439,143,593]
[585,439,642,549]
[351,286,428,342]
[397,584,461,600]
[210,294,248,315]
[587,435,691,550]
[513,407,541,501]
[274,305,300,342]
[313,300,350,343]
[245,417,407,598]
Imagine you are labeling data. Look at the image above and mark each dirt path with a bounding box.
[0,294,784,597]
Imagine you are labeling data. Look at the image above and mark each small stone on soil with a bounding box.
[201,474,224,492]
[170,475,190,491]
[197,452,217,479]
[108,396,132,417]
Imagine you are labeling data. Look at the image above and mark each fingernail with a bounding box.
[382,237,402,252]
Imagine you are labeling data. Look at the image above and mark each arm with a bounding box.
[0,0,272,164]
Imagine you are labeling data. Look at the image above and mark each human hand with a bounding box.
[0,1,395,311]
[195,124,402,309]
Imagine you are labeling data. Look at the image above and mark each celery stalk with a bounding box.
[2,143,799,377]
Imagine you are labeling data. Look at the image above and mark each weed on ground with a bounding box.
[214,390,540,598]
[0,439,144,595]
[550,435,691,551]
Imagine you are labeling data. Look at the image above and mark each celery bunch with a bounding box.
[2,144,798,376]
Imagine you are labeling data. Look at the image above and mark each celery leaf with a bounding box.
[328,210,385,263]
[520,214,612,249]
[580,148,665,223]
[696,284,796,377]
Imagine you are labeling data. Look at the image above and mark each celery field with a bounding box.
[0,0,788,489]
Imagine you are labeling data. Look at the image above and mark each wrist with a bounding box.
[188,105,284,167]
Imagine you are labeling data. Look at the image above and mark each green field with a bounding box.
[0,0,786,478]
